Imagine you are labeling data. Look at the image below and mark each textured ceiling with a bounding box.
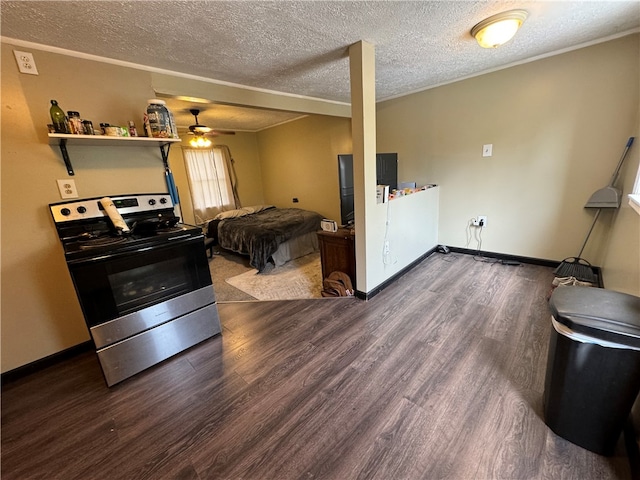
[162,99,307,134]
[2,1,639,131]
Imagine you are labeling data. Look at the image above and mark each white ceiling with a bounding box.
[161,100,308,134]
[2,1,639,131]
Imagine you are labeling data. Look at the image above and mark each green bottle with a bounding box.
[50,99,69,133]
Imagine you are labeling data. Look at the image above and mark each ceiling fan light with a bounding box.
[188,108,214,146]
[471,10,528,48]
[189,135,212,148]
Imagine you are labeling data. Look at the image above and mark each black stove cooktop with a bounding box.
[61,224,203,261]
[50,194,204,261]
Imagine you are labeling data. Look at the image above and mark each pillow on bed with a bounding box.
[214,209,250,220]
[242,205,275,214]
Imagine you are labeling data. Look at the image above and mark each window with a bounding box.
[630,141,640,216]
[183,146,238,224]
[630,167,640,215]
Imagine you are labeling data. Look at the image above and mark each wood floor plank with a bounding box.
[345,397,434,480]
[409,336,513,478]
[451,386,546,480]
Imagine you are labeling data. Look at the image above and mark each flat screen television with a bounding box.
[337,153,398,226]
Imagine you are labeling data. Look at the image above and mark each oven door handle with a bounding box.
[168,234,194,242]
[66,235,203,265]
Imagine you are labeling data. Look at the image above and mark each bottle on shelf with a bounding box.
[143,112,151,137]
[49,100,69,134]
[67,111,83,134]
[128,120,138,137]
[82,120,94,135]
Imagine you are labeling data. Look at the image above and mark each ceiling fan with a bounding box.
[186,108,235,147]
[188,108,235,137]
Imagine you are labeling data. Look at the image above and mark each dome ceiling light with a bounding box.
[471,10,528,48]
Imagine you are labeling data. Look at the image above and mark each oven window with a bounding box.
[109,258,191,315]
[68,239,211,327]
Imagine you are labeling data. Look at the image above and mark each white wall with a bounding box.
[376,187,439,282]
[255,114,352,219]
[377,34,640,295]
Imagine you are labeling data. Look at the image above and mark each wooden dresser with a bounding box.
[317,228,356,287]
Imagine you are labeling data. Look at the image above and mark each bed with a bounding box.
[205,205,323,272]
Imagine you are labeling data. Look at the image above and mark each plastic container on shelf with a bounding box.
[145,99,178,139]
[82,120,94,135]
[67,111,83,135]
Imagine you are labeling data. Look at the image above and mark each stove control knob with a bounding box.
[159,197,168,204]
[60,208,71,216]
[148,199,156,206]
[77,206,87,214]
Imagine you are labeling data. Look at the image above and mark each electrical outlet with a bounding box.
[13,50,39,75]
[57,179,78,199]
[478,215,487,227]
[384,241,390,255]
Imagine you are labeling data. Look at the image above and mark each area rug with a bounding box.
[225,252,323,300]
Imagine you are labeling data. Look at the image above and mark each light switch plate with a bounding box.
[57,179,78,199]
[482,144,493,157]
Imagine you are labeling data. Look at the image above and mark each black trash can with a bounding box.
[544,286,640,455]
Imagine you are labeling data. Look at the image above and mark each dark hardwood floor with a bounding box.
[1,253,632,479]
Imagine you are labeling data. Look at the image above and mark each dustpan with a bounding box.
[554,136,635,282]
[584,186,622,209]
[585,136,634,209]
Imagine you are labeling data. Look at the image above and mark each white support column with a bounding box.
[349,40,376,294]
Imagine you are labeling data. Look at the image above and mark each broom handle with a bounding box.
[577,209,601,258]
[573,138,633,259]
[608,137,635,187]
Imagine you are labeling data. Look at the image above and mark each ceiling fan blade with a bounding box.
[184,109,236,136]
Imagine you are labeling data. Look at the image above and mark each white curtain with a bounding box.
[183,146,238,224]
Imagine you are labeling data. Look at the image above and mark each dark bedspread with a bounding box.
[217,208,323,271]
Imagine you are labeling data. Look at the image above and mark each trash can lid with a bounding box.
[549,286,640,349]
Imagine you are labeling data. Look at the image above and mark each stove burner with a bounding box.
[78,236,128,249]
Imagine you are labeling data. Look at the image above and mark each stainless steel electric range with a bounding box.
[49,193,221,386]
